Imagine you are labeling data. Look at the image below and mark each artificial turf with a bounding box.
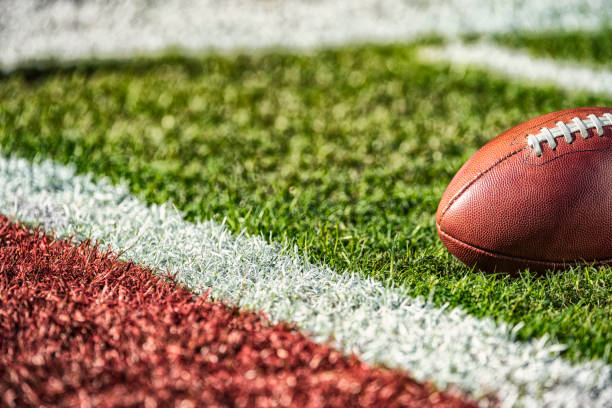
[0,42,610,364]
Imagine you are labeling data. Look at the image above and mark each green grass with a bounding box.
[492,28,612,67]
[0,44,610,363]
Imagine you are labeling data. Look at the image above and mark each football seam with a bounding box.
[525,113,612,157]
[439,146,526,221]
[437,223,612,267]
[523,139,612,165]
[509,108,611,147]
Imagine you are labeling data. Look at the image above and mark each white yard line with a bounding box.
[0,154,609,407]
[420,42,612,97]
[2,0,612,71]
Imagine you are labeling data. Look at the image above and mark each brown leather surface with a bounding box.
[437,107,612,273]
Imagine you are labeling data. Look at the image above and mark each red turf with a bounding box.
[0,217,476,408]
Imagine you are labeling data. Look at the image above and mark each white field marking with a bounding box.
[0,155,610,407]
[420,42,612,97]
[2,0,612,71]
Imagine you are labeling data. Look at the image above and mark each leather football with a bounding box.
[437,107,612,273]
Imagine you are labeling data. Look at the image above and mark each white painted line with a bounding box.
[2,0,612,71]
[420,42,612,96]
[0,154,609,407]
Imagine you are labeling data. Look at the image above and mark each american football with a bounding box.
[437,107,612,273]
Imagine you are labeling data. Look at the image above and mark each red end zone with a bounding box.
[0,217,476,407]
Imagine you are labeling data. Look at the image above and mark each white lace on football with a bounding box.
[526,113,612,156]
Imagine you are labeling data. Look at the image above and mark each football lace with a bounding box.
[526,113,612,156]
